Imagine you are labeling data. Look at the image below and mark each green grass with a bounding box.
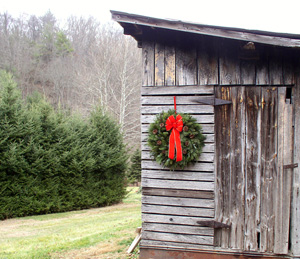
[0,187,141,259]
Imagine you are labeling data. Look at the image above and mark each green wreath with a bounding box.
[147,109,206,170]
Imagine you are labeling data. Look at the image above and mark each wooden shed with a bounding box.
[111,11,300,259]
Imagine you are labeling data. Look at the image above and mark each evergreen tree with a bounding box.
[0,71,128,219]
[127,148,141,184]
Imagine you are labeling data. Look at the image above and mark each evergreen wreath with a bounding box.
[148,109,206,170]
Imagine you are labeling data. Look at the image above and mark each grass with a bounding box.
[0,187,141,259]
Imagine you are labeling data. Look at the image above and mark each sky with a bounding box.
[2,0,300,34]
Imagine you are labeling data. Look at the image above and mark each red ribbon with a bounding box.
[166,114,183,162]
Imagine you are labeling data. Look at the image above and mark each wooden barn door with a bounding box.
[214,86,294,254]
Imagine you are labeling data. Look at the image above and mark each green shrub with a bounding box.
[0,71,128,219]
[127,148,141,184]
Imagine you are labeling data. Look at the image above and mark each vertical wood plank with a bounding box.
[165,45,176,86]
[283,50,295,85]
[176,44,197,85]
[269,50,283,85]
[229,87,245,249]
[155,42,165,86]
[241,60,256,85]
[291,69,300,256]
[256,48,270,85]
[244,87,261,251]
[219,40,241,85]
[214,86,231,248]
[260,87,277,252]
[274,87,293,254]
[198,37,219,85]
[143,41,155,86]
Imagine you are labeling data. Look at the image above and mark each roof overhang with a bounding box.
[111,10,300,48]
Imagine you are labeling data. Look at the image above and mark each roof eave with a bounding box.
[111,10,300,48]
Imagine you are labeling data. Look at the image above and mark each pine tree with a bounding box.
[127,148,141,184]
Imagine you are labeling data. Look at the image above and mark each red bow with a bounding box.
[166,114,183,162]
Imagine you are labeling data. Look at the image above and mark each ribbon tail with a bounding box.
[168,129,175,160]
[174,130,183,162]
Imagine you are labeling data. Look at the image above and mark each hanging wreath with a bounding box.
[147,109,206,170]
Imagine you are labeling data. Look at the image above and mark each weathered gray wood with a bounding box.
[141,160,214,172]
[141,114,214,124]
[142,178,214,191]
[283,51,295,85]
[142,195,214,208]
[229,86,245,250]
[214,86,231,248]
[260,87,277,253]
[269,52,283,85]
[141,105,214,114]
[176,45,197,85]
[143,222,214,236]
[141,95,215,105]
[291,69,300,256]
[219,41,241,85]
[141,132,214,143]
[142,187,214,199]
[274,87,293,254]
[112,11,300,48]
[155,42,165,86]
[141,85,214,95]
[142,213,212,225]
[140,239,213,250]
[241,60,255,85]
[165,45,176,86]
[142,204,214,217]
[143,41,155,86]
[244,87,261,251]
[197,37,219,85]
[142,170,214,182]
[256,49,270,85]
[141,124,215,136]
[142,231,214,245]
[142,151,214,162]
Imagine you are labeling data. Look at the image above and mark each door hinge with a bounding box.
[283,163,298,170]
[193,97,232,106]
[197,220,231,229]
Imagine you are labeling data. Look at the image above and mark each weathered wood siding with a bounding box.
[215,86,294,254]
[142,37,295,87]
[140,35,299,256]
[141,86,215,249]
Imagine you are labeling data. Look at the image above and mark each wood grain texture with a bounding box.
[142,222,214,236]
[142,41,155,86]
[142,195,214,208]
[141,114,214,124]
[244,87,261,251]
[229,87,245,250]
[274,87,293,254]
[142,187,214,199]
[176,45,197,85]
[241,60,255,85]
[142,213,212,225]
[142,231,214,245]
[214,86,231,248]
[269,51,283,85]
[141,178,214,191]
[219,40,241,85]
[140,239,213,250]
[141,85,214,95]
[291,68,300,256]
[142,204,214,217]
[260,87,277,252]
[165,45,176,86]
[197,37,219,85]
[141,105,214,115]
[142,170,214,181]
[155,42,165,86]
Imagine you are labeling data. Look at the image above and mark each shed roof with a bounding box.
[111,10,300,48]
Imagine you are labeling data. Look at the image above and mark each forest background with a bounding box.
[0,11,142,146]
